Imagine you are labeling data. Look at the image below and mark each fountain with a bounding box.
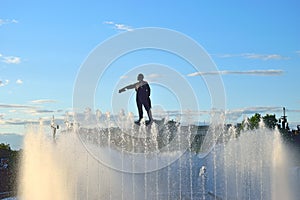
[18,112,299,200]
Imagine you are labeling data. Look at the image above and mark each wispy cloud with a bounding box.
[2,56,21,64]
[104,21,114,25]
[243,53,288,60]
[104,21,133,32]
[296,51,300,56]
[0,80,9,87]
[225,106,283,121]
[24,109,55,115]
[187,69,284,77]
[0,104,36,109]
[0,53,21,64]
[30,99,57,104]
[214,53,289,60]
[115,24,133,31]
[0,19,18,26]
[3,118,39,125]
[0,79,23,86]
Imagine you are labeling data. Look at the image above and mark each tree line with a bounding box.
[0,143,20,197]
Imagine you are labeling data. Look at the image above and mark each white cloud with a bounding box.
[3,118,39,125]
[0,104,36,109]
[0,80,9,87]
[296,51,300,56]
[103,21,114,25]
[0,19,18,26]
[243,53,288,60]
[30,99,57,104]
[115,24,133,31]
[2,56,21,64]
[0,53,21,64]
[24,109,55,115]
[214,53,289,60]
[187,69,284,77]
[104,21,133,31]
[16,79,23,84]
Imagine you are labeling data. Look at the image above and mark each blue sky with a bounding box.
[1,0,300,148]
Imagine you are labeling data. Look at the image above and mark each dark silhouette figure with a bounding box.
[119,73,153,124]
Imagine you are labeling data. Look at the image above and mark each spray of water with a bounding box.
[18,127,70,200]
[204,120,295,199]
[18,115,297,200]
[18,126,125,200]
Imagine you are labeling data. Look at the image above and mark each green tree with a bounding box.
[263,114,278,129]
[0,143,20,193]
[248,113,261,130]
[0,143,11,150]
[241,113,278,131]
